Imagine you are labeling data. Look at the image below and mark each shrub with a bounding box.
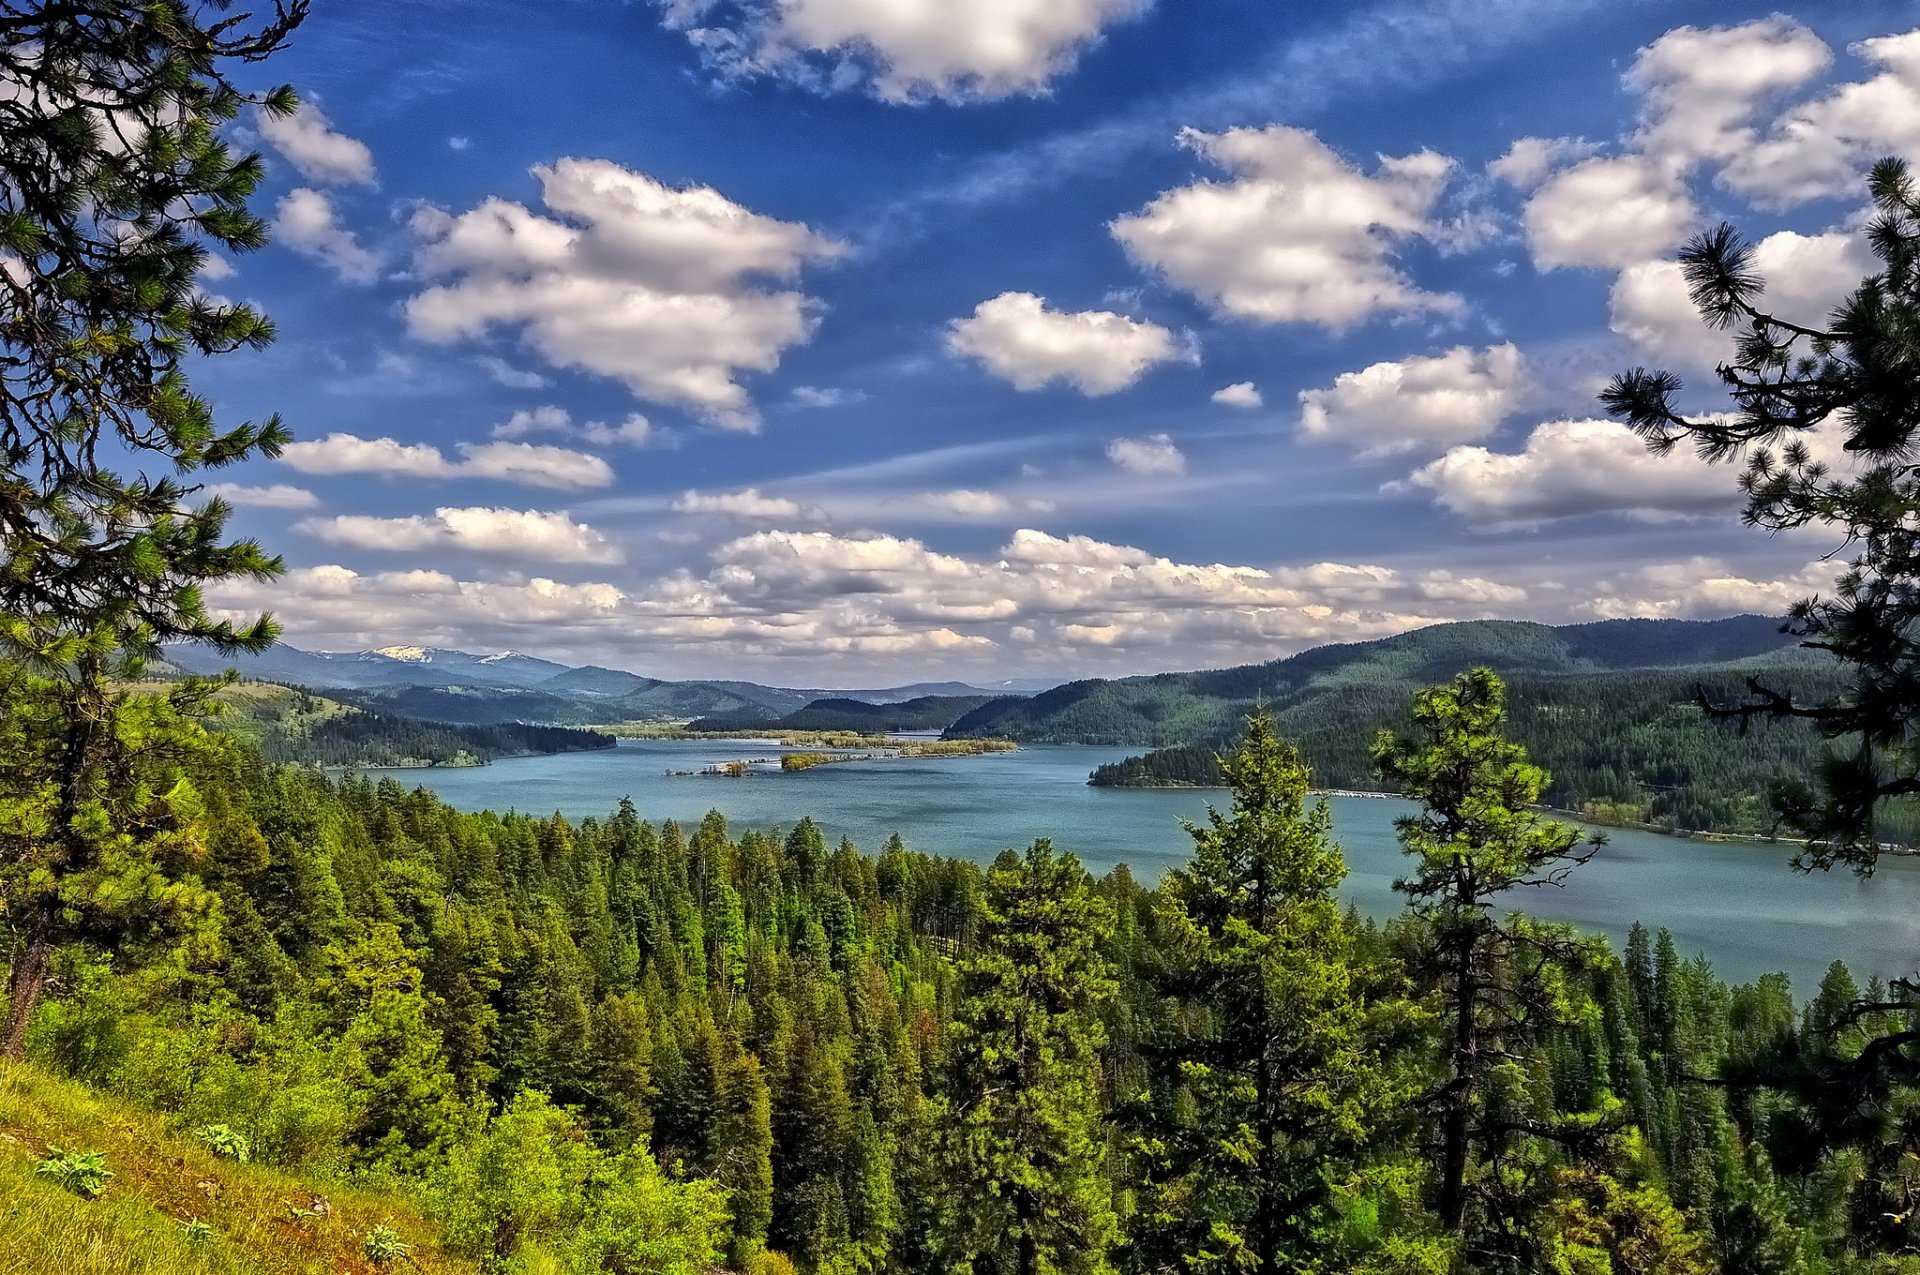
[364,1224,412,1264]
[35,1147,113,1198]
[183,1218,215,1245]
[195,1123,252,1162]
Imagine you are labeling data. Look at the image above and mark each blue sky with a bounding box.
[195,0,1918,682]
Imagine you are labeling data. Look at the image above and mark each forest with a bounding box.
[7,674,1915,1274]
[1088,662,1863,835]
[4,5,1920,1273]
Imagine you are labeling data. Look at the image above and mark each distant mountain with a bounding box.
[947,616,1801,747]
[161,643,566,690]
[161,640,1042,726]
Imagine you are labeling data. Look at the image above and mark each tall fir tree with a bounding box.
[1131,712,1408,1274]
[939,839,1120,1275]
[1372,669,1604,1261]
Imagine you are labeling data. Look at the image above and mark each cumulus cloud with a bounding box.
[1299,343,1525,454]
[211,565,631,653]
[203,482,320,510]
[298,506,623,564]
[1722,29,1920,207]
[1112,125,1459,327]
[1588,558,1842,621]
[280,432,614,490]
[946,292,1183,395]
[1106,434,1185,475]
[659,0,1150,103]
[256,101,376,185]
[1211,381,1263,408]
[673,487,830,522]
[273,188,380,283]
[1627,17,1831,169]
[1521,155,1697,271]
[407,158,841,428]
[1486,136,1601,187]
[1402,418,1743,525]
[1610,229,1874,370]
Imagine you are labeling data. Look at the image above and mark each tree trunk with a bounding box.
[2,666,103,1060]
[1,908,54,1059]
[1436,938,1477,1231]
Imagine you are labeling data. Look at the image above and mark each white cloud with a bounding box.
[1112,125,1459,327]
[491,405,574,439]
[1106,433,1185,475]
[477,356,551,389]
[203,482,320,510]
[280,432,614,490]
[1211,381,1263,408]
[1610,229,1874,370]
[1299,343,1525,454]
[407,158,841,428]
[792,385,851,408]
[298,506,623,564]
[212,565,631,652]
[660,0,1150,103]
[491,405,656,448]
[1588,558,1841,621]
[1402,418,1742,525]
[256,101,376,186]
[461,442,621,489]
[673,487,830,522]
[273,188,380,283]
[1521,155,1696,271]
[1486,136,1601,187]
[215,527,1546,673]
[946,292,1182,395]
[1722,29,1920,207]
[1628,18,1831,169]
[897,489,1053,519]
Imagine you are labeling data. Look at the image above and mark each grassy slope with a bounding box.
[0,1062,478,1275]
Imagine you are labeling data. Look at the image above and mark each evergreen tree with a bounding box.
[1603,158,1920,869]
[1133,712,1406,1273]
[939,840,1119,1275]
[1372,669,1604,1257]
[0,0,305,1055]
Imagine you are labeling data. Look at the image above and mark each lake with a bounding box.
[385,739,1920,991]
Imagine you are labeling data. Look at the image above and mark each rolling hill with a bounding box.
[946,616,1803,746]
[939,615,1843,835]
[686,694,1001,734]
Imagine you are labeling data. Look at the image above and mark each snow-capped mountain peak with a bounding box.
[370,645,438,663]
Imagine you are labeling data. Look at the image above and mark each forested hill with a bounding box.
[949,615,1799,747]
[947,615,1836,833]
[207,682,616,769]
[686,693,1000,734]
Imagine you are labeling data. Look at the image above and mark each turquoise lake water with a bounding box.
[384,739,1920,991]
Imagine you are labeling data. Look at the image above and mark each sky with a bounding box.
[189,0,1920,683]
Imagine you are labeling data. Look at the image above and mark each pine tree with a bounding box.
[0,0,307,1056]
[1372,669,1604,1254]
[1603,158,1920,869]
[1133,712,1406,1273]
[938,840,1119,1275]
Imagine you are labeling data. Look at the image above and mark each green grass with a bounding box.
[0,1062,477,1275]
